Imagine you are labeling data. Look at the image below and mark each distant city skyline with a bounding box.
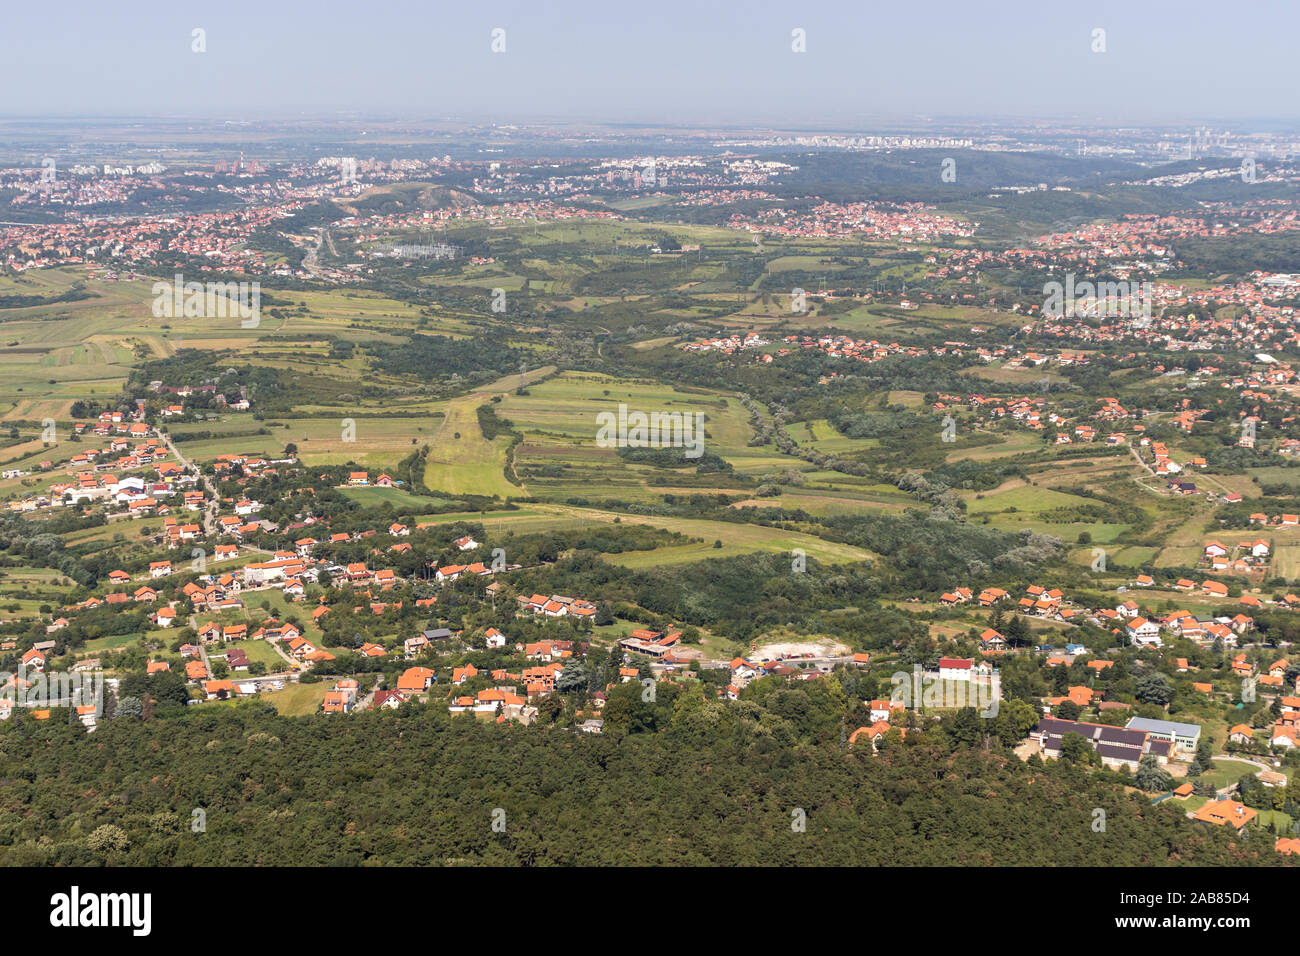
[3,0,1298,126]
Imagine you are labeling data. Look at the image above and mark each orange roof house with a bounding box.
[1191,799,1257,831]
[203,679,235,699]
[396,666,435,694]
[1228,724,1253,742]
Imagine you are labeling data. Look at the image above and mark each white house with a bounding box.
[869,699,903,722]
[730,658,761,682]
[938,657,973,682]
[1127,616,1162,647]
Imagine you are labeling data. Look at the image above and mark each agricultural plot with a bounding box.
[946,430,1044,462]
[783,419,879,456]
[1155,546,1206,568]
[260,681,332,716]
[1273,546,1300,582]
[493,370,762,500]
[533,503,874,567]
[423,395,523,498]
[965,484,1129,542]
[339,486,461,511]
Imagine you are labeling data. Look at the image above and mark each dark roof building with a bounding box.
[1033,717,1170,769]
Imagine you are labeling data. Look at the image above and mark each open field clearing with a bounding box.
[186,415,440,468]
[946,430,1043,462]
[1107,546,1160,566]
[490,369,770,500]
[424,397,524,498]
[531,502,874,566]
[733,488,911,515]
[338,486,462,510]
[784,418,878,456]
[1274,546,1300,581]
[964,483,1130,542]
[400,499,872,567]
[1153,546,1202,568]
[261,681,331,716]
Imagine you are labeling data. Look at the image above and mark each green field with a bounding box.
[260,681,331,716]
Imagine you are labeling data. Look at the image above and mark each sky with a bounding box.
[2,0,1297,127]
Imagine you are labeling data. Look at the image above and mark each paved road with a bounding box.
[1209,754,1275,797]
[302,229,324,276]
[1127,441,1155,477]
[158,430,219,537]
[356,673,385,710]
[1213,754,1272,771]
[267,640,298,672]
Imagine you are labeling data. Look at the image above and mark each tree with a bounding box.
[594,602,614,627]
[537,694,563,724]
[993,698,1038,744]
[945,707,982,748]
[1005,615,1030,648]
[86,824,129,854]
[1059,732,1090,764]
[1136,755,1172,793]
[556,660,589,694]
[1056,700,1082,721]
[1195,738,1215,774]
[1135,672,1173,707]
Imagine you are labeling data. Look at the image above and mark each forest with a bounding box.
[0,699,1277,867]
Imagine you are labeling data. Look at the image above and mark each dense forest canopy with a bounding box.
[0,703,1272,867]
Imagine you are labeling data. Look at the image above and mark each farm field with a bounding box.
[493,370,765,500]
[535,502,874,566]
[260,680,332,716]
[965,483,1130,543]
[423,394,522,498]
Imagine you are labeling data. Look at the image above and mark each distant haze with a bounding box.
[3,0,1297,126]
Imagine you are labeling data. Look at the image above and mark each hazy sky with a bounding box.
[2,0,1297,126]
